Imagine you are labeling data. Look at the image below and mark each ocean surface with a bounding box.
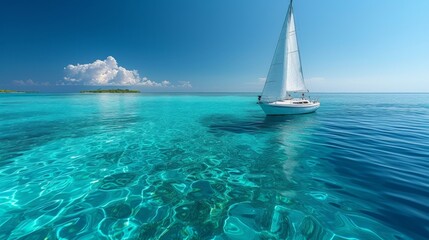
[0,93,428,240]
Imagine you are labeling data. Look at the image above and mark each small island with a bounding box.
[80,89,141,93]
[0,89,34,93]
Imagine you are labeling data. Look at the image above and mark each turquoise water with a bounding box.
[0,93,428,240]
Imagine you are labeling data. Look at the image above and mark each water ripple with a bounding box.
[0,93,427,239]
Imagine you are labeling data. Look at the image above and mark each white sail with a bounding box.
[286,10,307,92]
[261,11,289,102]
[261,2,307,102]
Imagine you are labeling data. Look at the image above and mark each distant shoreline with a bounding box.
[0,89,37,93]
[80,89,141,93]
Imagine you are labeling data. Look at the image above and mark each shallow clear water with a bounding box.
[0,93,428,240]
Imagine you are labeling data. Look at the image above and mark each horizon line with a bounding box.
[3,91,429,94]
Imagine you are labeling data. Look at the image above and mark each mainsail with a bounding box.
[261,2,307,102]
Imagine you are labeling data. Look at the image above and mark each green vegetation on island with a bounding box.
[0,89,35,93]
[0,89,17,93]
[80,89,141,93]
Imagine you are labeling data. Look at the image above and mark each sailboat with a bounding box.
[258,0,320,115]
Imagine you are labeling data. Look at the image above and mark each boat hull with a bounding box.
[259,101,320,115]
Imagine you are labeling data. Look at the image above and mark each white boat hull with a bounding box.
[259,100,320,115]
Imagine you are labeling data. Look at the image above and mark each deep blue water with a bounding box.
[0,93,428,239]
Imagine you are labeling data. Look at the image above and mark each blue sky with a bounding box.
[0,0,428,92]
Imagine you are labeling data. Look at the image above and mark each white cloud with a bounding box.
[64,56,169,87]
[13,79,50,86]
[177,81,192,88]
[244,77,266,90]
[161,80,171,87]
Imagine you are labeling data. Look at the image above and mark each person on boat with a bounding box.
[302,93,305,99]
[258,95,261,102]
